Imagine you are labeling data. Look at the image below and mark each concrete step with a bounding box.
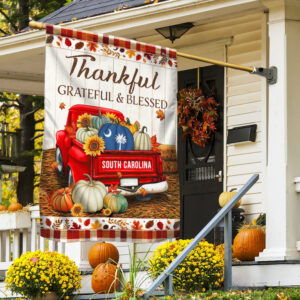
[233,260,300,287]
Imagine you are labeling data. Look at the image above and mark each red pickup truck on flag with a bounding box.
[55,104,168,196]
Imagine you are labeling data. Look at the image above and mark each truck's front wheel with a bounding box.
[55,147,63,173]
[68,168,74,186]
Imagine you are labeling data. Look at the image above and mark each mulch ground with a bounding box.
[39,149,180,219]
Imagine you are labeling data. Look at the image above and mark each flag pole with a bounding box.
[29,21,277,84]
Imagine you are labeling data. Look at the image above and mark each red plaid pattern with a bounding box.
[41,228,180,243]
[45,23,177,59]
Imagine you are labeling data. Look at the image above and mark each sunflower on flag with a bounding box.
[83,136,105,156]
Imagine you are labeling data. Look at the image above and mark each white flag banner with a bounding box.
[40,25,179,242]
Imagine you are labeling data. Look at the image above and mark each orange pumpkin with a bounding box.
[51,188,73,212]
[8,203,23,212]
[88,242,119,268]
[233,228,265,261]
[92,263,120,293]
[0,205,7,211]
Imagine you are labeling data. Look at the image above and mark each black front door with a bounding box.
[178,65,224,241]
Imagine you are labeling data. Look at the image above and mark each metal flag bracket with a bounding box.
[251,66,278,84]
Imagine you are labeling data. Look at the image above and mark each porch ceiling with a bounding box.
[0,0,266,96]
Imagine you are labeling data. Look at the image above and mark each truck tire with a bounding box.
[55,147,63,173]
[68,168,74,186]
[136,194,153,201]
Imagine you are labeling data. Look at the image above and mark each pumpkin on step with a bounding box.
[218,188,241,208]
[88,242,119,268]
[133,126,152,151]
[91,263,120,293]
[8,202,23,212]
[91,110,110,130]
[72,174,106,213]
[76,123,98,144]
[99,123,134,150]
[233,225,265,261]
[50,187,73,212]
[0,204,7,211]
[103,193,128,213]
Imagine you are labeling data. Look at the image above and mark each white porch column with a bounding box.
[257,0,300,261]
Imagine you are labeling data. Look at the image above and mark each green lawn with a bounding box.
[158,288,300,299]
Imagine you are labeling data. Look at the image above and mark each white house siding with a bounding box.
[141,12,267,220]
[225,12,267,219]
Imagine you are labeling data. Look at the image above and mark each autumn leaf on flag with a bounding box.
[151,135,161,152]
[139,187,148,196]
[50,161,59,171]
[75,42,84,50]
[64,123,76,138]
[108,184,119,193]
[65,38,72,47]
[59,102,66,110]
[126,49,136,58]
[87,42,98,52]
[156,109,165,120]
[91,220,101,229]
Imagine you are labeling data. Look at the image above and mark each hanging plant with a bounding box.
[178,88,219,147]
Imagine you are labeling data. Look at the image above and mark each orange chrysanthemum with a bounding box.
[77,113,92,128]
[71,203,84,217]
[83,136,105,156]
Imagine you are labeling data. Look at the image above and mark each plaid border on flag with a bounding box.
[45,24,177,59]
[41,228,180,243]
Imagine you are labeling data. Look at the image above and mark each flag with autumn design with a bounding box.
[40,24,179,243]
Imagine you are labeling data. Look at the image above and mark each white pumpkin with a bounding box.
[72,174,107,213]
[76,126,98,144]
[133,126,152,150]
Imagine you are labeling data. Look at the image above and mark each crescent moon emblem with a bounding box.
[104,129,112,138]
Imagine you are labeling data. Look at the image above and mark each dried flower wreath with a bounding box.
[178,88,219,147]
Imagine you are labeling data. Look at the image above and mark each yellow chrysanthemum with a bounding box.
[148,239,224,292]
[104,112,120,122]
[83,136,105,156]
[77,113,91,128]
[71,203,84,217]
[5,250,81,298]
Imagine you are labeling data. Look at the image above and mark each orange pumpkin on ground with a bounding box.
[8,203,23,212]
[92,263,120,293]
[0,205,7,211]
[51,188,73,212]
[88,242,119,268]
[233,227,265,261]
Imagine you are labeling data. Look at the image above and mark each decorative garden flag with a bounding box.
[40,24,179,242]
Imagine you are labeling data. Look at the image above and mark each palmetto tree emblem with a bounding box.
[115,134,127,150]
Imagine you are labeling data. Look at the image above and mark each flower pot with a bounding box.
[33,292,59,300]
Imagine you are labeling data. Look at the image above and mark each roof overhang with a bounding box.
[0,0,266,95]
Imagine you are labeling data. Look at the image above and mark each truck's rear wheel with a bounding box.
[55,147,63,173]
[68,168,74,186]
[136,194,153,201]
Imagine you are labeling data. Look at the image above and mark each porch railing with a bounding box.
[0,206,65,274]
[145,174,259,297]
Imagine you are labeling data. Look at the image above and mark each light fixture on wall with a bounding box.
[155,22,194,43]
